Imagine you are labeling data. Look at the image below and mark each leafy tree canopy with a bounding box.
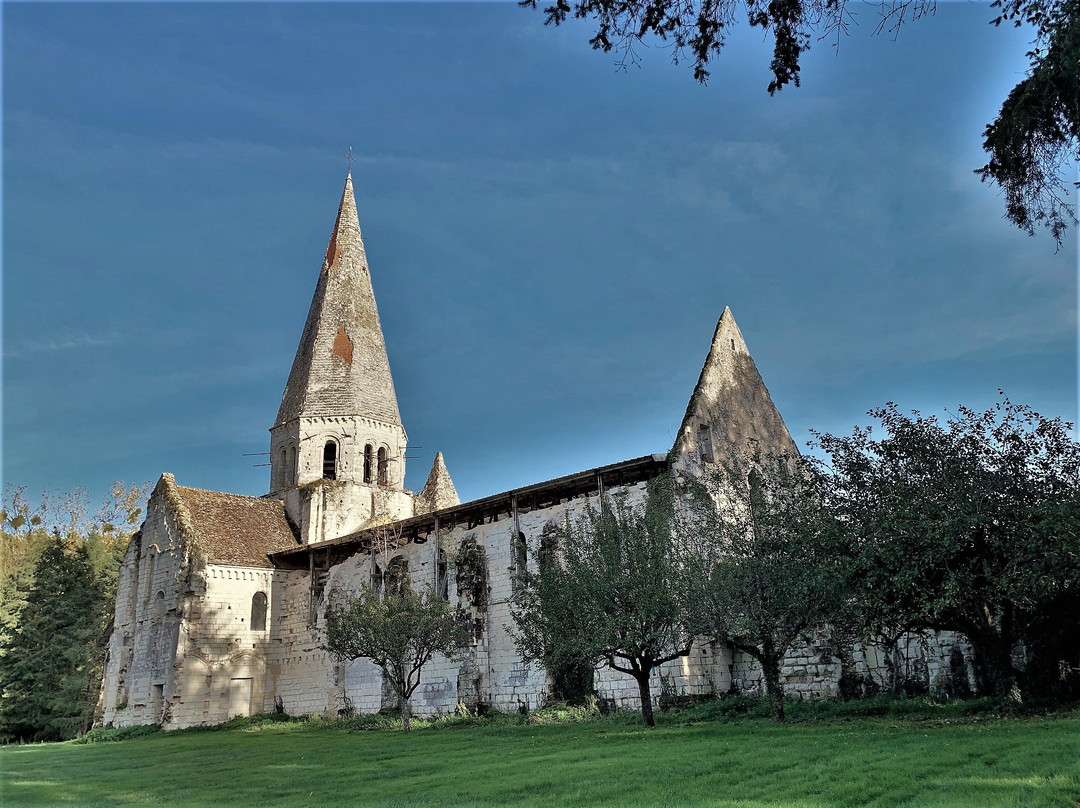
[521,0,1078,244]
[692,454,847,721]
[812,395,1080,704]
[512,478,711,726]
[0,536,107,741]
[323,584,468,731]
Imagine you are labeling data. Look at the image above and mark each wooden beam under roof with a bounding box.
[269,453,669,569]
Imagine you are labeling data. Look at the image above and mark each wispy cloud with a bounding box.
[3,332,121,359]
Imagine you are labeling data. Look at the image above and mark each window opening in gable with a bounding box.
[699,423,715,464]
[143,552,157,606]
[323,441,338,480]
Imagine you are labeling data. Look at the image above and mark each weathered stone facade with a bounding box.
[99,174,972,730]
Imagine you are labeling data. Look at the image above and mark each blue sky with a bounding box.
[3,1,1076,510]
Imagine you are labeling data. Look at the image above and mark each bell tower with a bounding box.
[269,171,413,543]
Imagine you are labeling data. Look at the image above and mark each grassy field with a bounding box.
[3,704,1079,807]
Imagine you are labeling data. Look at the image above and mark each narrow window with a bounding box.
[323,441,337,480]
[539,525,558,569]
[143,552,157,606]
[377,447,388,486]
[437,550,449,602]
[363,444,373,483]
[385,556,409,599]
[698,423,714,464]
[512,531,528,592]
[250,592,267,632]
[287,445,296,485]
[748,469,764,503]
[277,449,287,489]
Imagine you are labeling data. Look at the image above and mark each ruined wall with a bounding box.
[728,629,978,700]
[100,497,188,728]
[280,478,737,719]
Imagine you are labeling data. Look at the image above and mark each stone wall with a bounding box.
[100,494,188,728]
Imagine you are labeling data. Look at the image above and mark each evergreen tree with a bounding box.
[0,534,106,741]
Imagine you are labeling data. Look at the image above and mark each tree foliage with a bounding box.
[976,0,1079,244]
[323,584,468,731]
[0,536,107,741]
[694,455,846,721]
[0,482,147,742]
[512,478,710,726]
[812,396,1080,705]
[520,0,1078,244]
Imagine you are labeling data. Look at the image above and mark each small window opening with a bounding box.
[748,469,764,503]
[250,591,267,632]
[323,441,338,480]
[277,449,287,488]
[512,531,528,592]
[143,552,157,606]
[539,524,558,569]
[363,444,373,484]
[385,556,409,599]
[730,338,735,351]
[377,447,389,486]
[437,550,449,601]
[287,445,296,485]
[699,423,715,464]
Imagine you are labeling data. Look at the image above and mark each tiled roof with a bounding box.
[174,485,298,568]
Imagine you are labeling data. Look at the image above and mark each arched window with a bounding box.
[250,592,267,632]
[363,444,373,483]
[143,552,157,606]
[152,590,165,622]
[323,440,337,480]
[377,447,388,486]
[512,531,528,592]
[287,445,296,485]
[385,556,409,599]
[437,549,449,602]
[277,449,287,489]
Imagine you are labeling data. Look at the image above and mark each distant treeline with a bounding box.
[0,483,148,742]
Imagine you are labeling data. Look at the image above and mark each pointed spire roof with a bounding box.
[275,173,402,427]
[672,307,799,465]
[418,452,460,513]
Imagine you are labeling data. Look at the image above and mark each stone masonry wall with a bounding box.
[100,498,188,728]
[269,479,738,719]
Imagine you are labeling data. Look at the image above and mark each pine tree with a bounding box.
[0,534,105,741]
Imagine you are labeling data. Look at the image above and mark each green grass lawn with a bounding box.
[3,709,1079,807]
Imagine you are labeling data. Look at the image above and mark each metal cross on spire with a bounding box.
[345,146,356,174]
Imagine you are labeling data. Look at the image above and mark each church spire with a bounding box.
[274,172,402,428]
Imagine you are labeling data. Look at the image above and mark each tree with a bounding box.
[0,534,107,741]
[812,396,1080,705]
[323,585,468,731]
[512,478,709,727]
[520,0,1078,244]
[0,482,147,740]
[695,454,846,721]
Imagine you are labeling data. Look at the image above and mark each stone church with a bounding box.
[98,174,963,729]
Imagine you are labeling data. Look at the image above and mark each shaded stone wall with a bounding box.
[100,495,188,728]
